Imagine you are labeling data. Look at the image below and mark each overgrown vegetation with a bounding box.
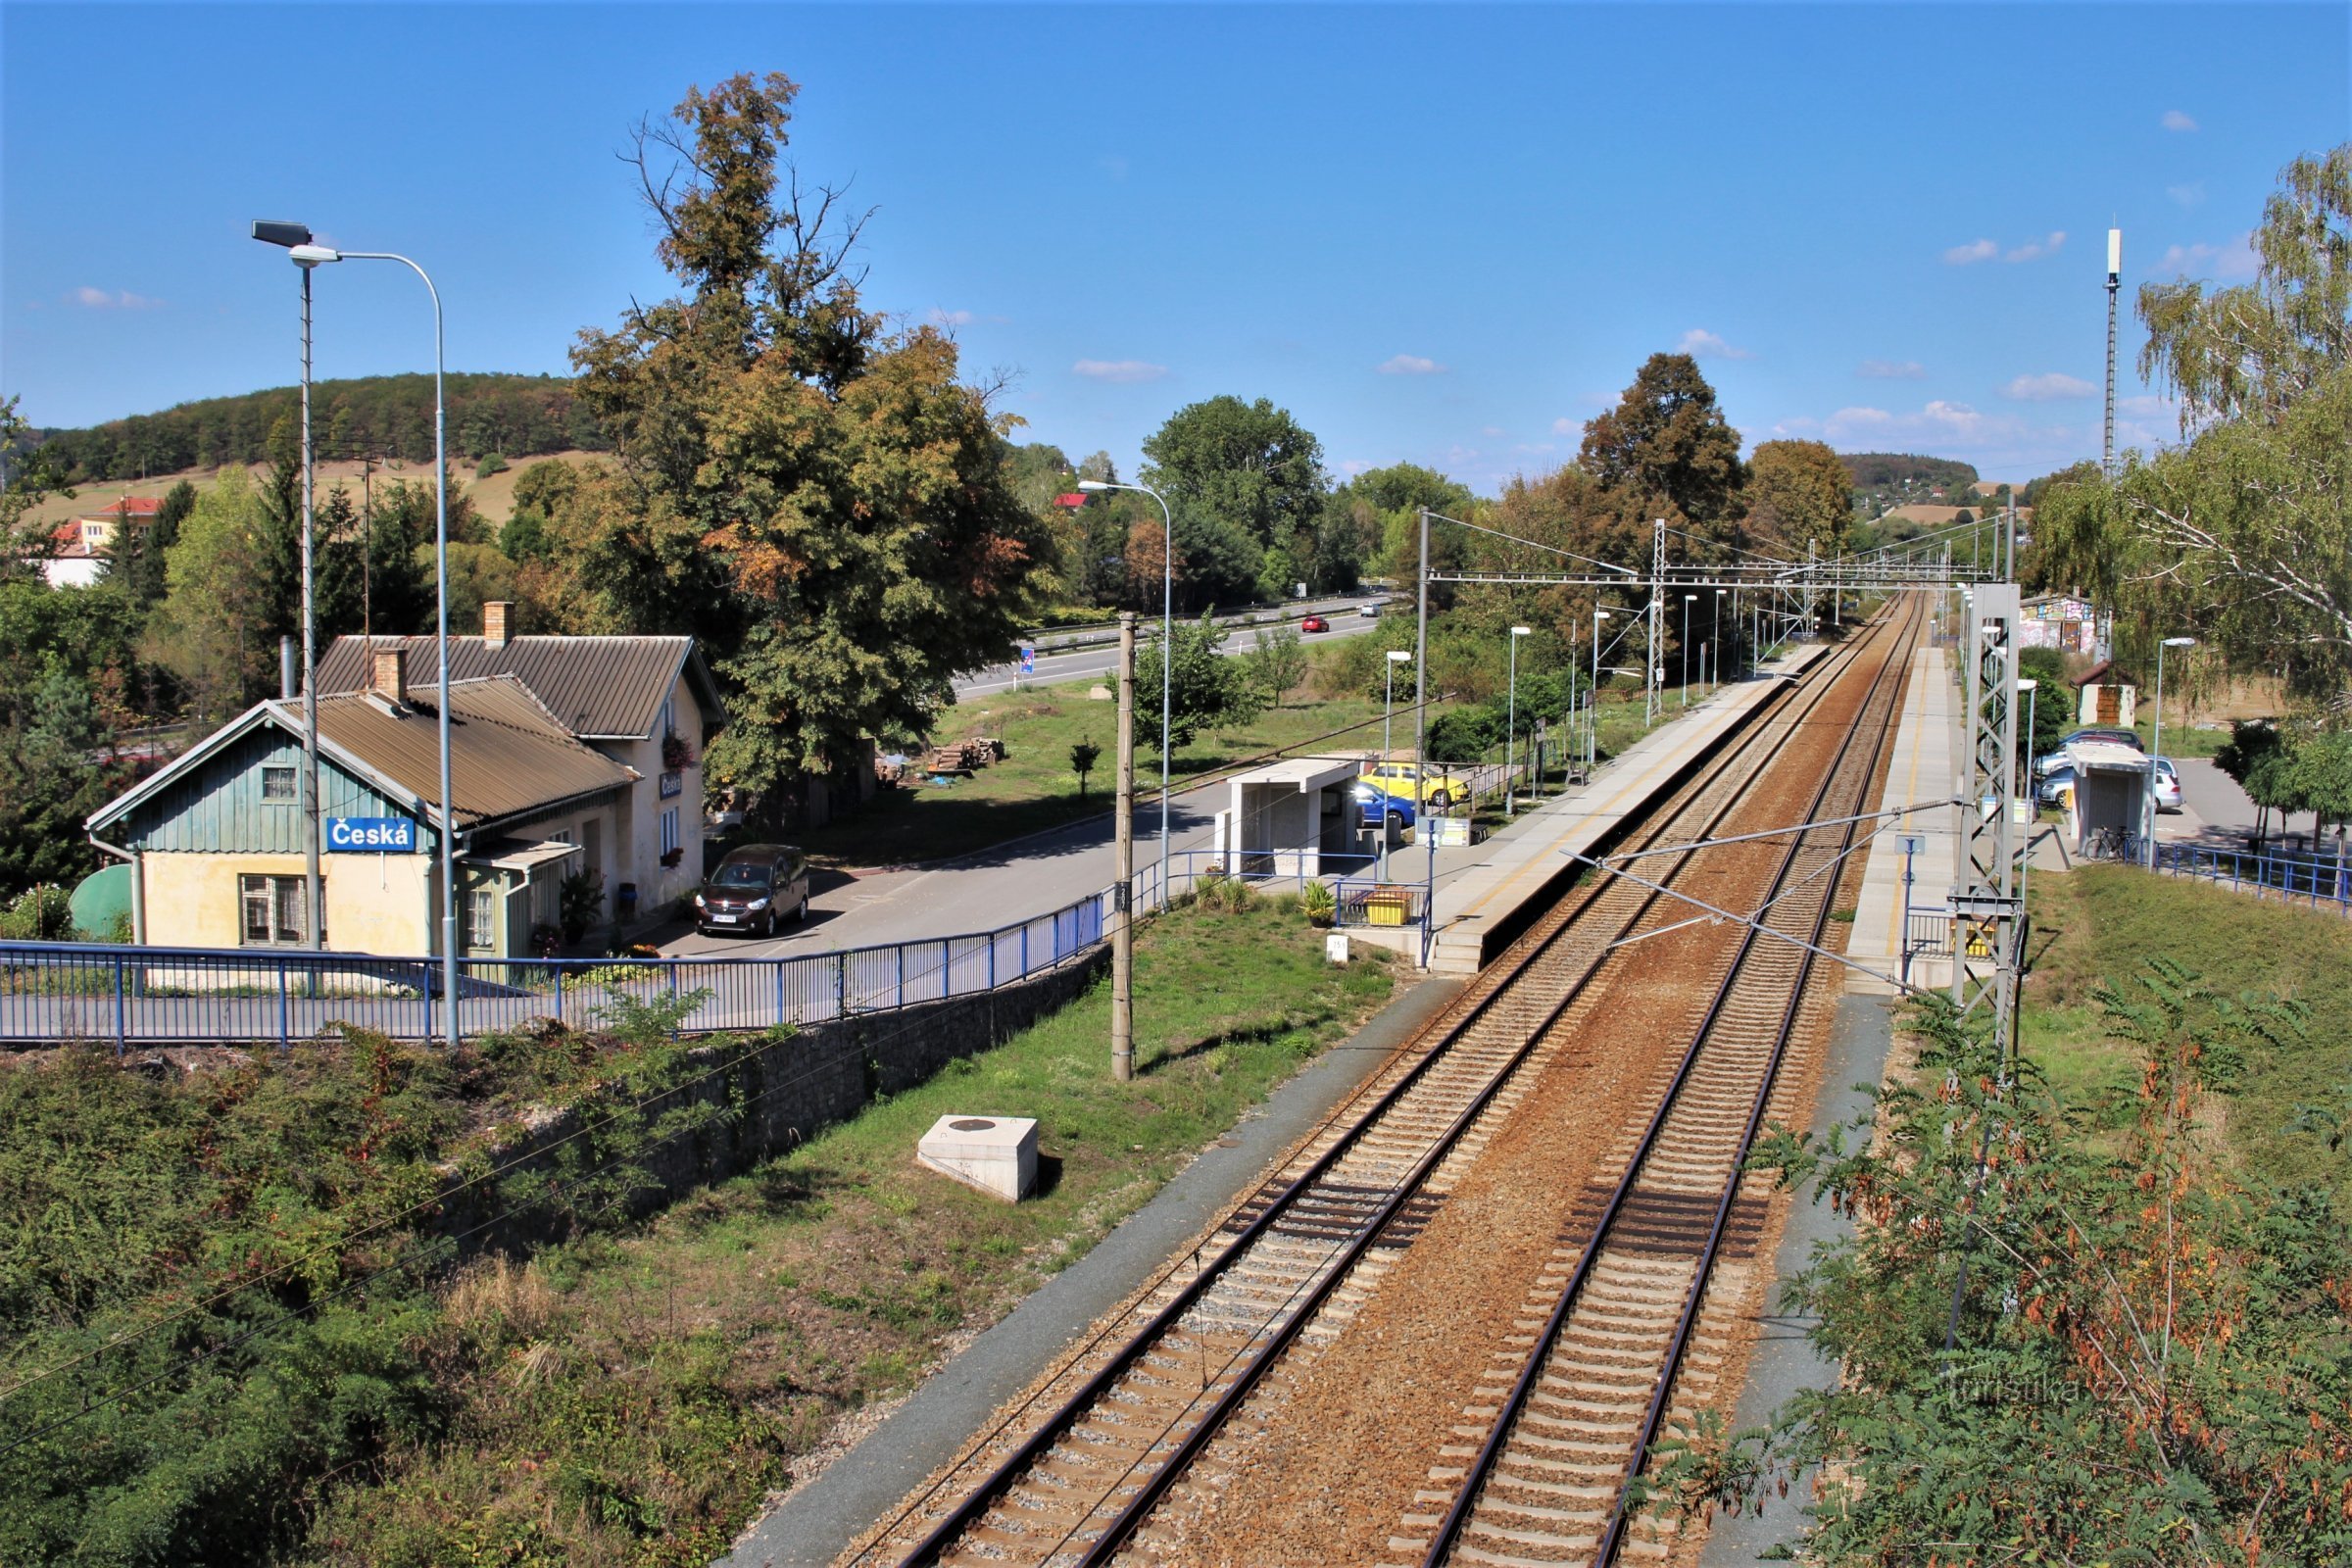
[1652,868,2352,1559]
[0,900,1394,1565]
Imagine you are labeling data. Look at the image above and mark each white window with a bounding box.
[238,874,315,945]
[261,765,297,802]
[662,697,676,739]
[465,888,497,950]
[550,828,573,846]
[660,807,679,857]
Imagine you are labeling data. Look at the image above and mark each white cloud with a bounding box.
[1551,416,1581,436]
[1339,459,1375,476]
[2162,109,2198,132]
[2003,230,2067,264]
[1677,327,1752,361]
[1376,353,1446,375]
[2167,182,2206,209]
[1480,425,1505,438]
[1943,238,1999,266]
[926,307,976,327]
[2004,371,2097,402]
[1857,359,1926,380]
[1072,358,1167,384]
[69,286,160,309]
[2156,232,2259,281]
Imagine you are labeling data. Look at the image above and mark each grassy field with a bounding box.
[2020,864,2352,1193]
[799,670,1435,866]
[21,449,614,531]
[312,897,1399,1566]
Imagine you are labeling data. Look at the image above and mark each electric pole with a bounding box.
[1112,612,1137,1082]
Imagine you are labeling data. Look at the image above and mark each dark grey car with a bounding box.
[693,844,810,937]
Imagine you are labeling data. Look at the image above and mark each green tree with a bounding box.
[1135,610,1264,756]
[1577,352,1747,549]
[1069,738,1102,800]
[144,467,276,719]
[109,478,194,608]
[2039,146,2352,699]
[560,73,1053,807]
[1246,623,1310,708]
[0,670,124,897]
[1142,395,1327,606]
[1742,438,1852,560]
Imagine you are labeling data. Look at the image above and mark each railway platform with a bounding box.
[1351,645,1832,975]
[1843,642,1962,996]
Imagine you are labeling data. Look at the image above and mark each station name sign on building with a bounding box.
[325,816,416,853]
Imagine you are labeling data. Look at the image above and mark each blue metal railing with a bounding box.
[0,890,1106,1052]
[2144,841,2352,917]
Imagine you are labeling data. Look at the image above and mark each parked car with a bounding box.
[694,843,810,937]
[2153,756,2181,812]
[1351,780,1416,832]
[1362,760,1458,808]
[2036,762,2076,806]
[1300,613,1330,633]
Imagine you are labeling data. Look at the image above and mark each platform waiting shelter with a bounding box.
[1210,756,1366,880]
[2061,739,2152,855]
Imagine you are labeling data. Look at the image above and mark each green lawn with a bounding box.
[2021,864,2352,1192]
[795,674,1439,867]
[313,897,1400,1566]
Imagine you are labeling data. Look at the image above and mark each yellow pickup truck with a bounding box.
[1362,761,1461,809]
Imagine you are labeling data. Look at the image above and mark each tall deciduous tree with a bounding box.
[145,468,276,720]
[558,74,1053,806]
[2039,145,2352,702]
[1141,396,1327,604]
[1742,439,1853,560]
[1577,353,1746,549]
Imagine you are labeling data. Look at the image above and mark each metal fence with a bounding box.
[2147,841,2352,917]
[0,891,1107,1052]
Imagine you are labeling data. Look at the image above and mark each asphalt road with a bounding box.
[955,602,1389,699]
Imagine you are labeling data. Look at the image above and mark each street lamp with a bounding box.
[1713,588,1726,691]
[249,221,324,955]
[1381,650,1412,879]
[2149,636,2197,867]
[2017,677,2039,919]
[1591,610,1613,776]
[253,225,459,1045]
[1682,594,1697,708]
[1077,478,1174,909]
[1505,625,1531,817]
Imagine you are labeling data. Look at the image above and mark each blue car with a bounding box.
[1352,781,1415,831]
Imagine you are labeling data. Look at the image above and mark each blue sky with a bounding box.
[4,3,2344,492]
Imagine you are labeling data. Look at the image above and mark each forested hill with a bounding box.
[33,372,607,483]
[1837,451,1981,512]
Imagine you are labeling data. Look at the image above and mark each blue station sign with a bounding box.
[325,815,416,853]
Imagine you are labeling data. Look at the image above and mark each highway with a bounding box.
[955,599,1389,699]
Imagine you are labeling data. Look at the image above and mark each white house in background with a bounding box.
[316,603,728,928]
[43,495,166,588]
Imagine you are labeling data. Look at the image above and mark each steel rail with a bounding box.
[889,640,1875,1568]
[1419,597,1920,1567]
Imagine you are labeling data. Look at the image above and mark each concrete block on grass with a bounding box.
[916,1114,1038,1201]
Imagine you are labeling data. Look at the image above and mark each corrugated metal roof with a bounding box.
[317,634,724,740]
[300,676,638,829]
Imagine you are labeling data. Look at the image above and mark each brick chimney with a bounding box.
[482,600,514,648]
[371,645,409,706]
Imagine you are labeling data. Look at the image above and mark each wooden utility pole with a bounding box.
[1112,612,1137,1081]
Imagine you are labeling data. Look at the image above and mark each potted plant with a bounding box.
[660,846,685,869]
[1301,880,1337,928]
[662,729,696,771]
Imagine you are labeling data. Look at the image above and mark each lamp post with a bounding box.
[1713,588,1726,693]
[1505,625,1531,816]
[249,221,324,954]
[1382,649,1411,879]
[2017,677,2039,921]
[2149,636,2196,867]
[1681,594,1697,708]
[253,227,459,1046]
[1077,479,1173,909]
[1591,610,1612,776]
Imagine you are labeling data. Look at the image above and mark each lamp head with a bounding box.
[287,244,342,269]
[2162,636,2197,648]
[1386,650,1413,663]
[1684,594,1697,602]
[2017,678,2038,692]
[1594,610,1612,620]
[1075,479,1112,493]
[250,220,312,248]
[1510,625,1531,637]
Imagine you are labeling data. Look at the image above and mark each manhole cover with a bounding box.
[951,1117,996,1132]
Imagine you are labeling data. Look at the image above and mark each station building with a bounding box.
[86,609,727,959]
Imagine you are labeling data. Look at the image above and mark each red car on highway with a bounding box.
[1300,614,1330,633]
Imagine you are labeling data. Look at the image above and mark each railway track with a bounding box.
[855,603,1919,1568]
[1411,598,1920,1567]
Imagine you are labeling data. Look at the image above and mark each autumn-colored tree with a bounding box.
[1741,438,1852,561]
[1577,353,1746,553]
[556,74,1053,807]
